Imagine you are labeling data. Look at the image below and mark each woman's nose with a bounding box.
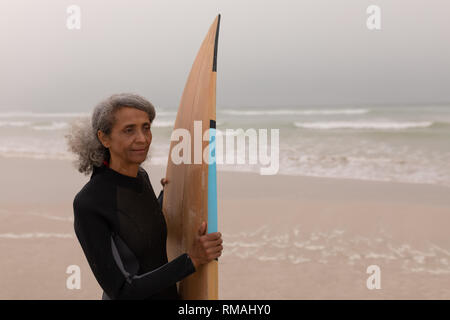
[136,129,147,142]
[136,128,151,144]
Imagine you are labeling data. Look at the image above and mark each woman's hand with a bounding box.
[188,221,223,270]
[160,178,169,187]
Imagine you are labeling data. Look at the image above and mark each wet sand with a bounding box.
[0,157,449,299]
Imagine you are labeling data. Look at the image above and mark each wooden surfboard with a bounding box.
[162,14,221,300]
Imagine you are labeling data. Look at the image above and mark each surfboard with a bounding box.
[162,14,221,300]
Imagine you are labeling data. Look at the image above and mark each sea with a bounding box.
[0,104,449,187]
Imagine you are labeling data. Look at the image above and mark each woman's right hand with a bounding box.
[188,221,223,270]
[160,178,169,187]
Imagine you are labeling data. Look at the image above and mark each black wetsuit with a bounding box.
[72,164,196,300]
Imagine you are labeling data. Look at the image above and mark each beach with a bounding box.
[2,0,450,301]
[1,157,449,299]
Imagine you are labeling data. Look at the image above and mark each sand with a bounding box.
[0,157,449,299]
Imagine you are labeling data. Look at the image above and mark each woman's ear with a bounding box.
[97,130,111,148]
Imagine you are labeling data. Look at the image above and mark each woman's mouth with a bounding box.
[131,148,147,154]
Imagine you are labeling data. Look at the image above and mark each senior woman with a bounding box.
[66,93,223,300]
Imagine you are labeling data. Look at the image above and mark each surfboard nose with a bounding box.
[213,14,221,72]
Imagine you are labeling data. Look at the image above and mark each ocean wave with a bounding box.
[1,132,449,188]
[32,121,69,131]
[151,120,224,128]
[1,119,174,130]
[0,147,171,164]
[294,121,434,130]
[0,120,70,131]
[0,148,74,161]
[221,109,369,116]
[216,129,240,137]
[156,111,177,116]
[152,120,174,128]
[0,232,74,239]
[0,111,180,120]
[216,154,450,188]
[0,121,32,127]
[0,112,90,118]
[27,211,74,222]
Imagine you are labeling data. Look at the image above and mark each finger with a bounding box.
[206,245,223,254]
[204,238,223,249]
[203,238,223,249]
[210,251,222,260]
[204,232,221,241]
[205,250,222,262]
[198,221,207,236]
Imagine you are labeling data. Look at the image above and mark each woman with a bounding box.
[66,93,223,300]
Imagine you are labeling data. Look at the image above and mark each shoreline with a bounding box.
[1,154,449,197]
[1,153,450,191]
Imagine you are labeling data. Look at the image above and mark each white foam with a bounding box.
[0,121,32,127]
[364,252,397,260]
[0,232,74,239]
[220,226,450,275]
[408,267,450,275]
[258,255,279,261]
[429,244,450,256]
[0,120,70,131]
[221,109,369,116]
[27,211,73,222]
[152,120,174,128]
[216,129,240,137]
[32,121,69,131]
[288,255,311,264]
[0,112,90,118]
[0,144,74,161]
[294,121,433,130]
[156,111,177,116]
[305,245,325,251]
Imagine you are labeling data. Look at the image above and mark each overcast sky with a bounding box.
[1,0,449,112]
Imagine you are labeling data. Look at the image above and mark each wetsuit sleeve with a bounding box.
[157,190,164,210]
[73,196,196,300]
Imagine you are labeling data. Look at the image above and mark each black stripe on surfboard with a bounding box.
[210,119,216,129]
[212,14,221,72]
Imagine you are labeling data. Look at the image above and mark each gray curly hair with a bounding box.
[65,93,156,175]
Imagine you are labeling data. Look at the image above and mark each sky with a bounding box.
[1,0,449,112]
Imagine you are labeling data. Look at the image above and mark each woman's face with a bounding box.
[100,107,152,166]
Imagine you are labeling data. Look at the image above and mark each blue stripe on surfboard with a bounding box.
[207,127,218,234]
